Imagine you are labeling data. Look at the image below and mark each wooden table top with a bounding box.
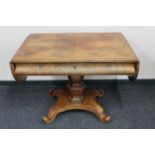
[11,33,138,63]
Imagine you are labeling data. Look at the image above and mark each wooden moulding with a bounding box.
[10,63,27,81]
[128,62,140,81]
[14,62,136,76]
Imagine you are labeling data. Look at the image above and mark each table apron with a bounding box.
[14,62,136,76]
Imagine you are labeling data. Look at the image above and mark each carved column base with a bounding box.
[42,76,111,124]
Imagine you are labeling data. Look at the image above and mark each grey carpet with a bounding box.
[0,80,155,129]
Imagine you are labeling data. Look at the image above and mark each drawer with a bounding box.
[14,62,136,75]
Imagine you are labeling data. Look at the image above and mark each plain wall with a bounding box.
[0,26,155,81]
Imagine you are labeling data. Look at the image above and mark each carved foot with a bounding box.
[42,115,55,124]
[42,88,111,124]
[93,104,111,123]
[43,89,67,123]
[42,102,70,124]
[84,89,111,123]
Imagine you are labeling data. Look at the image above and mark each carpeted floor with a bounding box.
[0,80,155,129]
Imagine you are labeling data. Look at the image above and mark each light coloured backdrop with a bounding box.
[0,26,155,81]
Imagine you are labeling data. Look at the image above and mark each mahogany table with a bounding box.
[10,33,139,124]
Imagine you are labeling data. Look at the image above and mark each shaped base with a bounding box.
[42,75,111,124]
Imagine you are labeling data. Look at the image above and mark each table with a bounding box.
[10,33,139,124]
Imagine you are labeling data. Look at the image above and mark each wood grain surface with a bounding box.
[9,33,140,124]
[42,75,111,124]
[15,63,135,75]
[11,33,139,63]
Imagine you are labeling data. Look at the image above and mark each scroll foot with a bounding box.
[42,88,111,124]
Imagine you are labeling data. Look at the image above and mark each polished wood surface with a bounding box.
[11,33,138,63]
[10,33,140,124]
[43,75,111,123]
[15,63,135,75]
[10,33,139,81]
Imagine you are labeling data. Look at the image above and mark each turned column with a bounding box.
[67,75,86,104]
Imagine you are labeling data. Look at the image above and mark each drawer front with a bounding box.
[14,62,136,75]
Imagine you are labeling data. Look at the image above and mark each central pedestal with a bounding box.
[42,75,111,124]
